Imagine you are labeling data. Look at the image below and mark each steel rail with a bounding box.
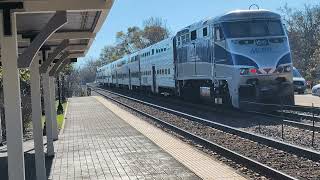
[92,87,297,180]
[91,86,320,162]
[241,100,320,113]
[97,86,320,132]
[246,110,320,132]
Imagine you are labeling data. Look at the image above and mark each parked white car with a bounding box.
[312,84,320,96]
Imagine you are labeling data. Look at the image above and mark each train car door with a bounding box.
[128,69,131,90]
[137,56,141,88]
[152,66,156,93]
[191,42,197,75]
[115,71,119,87]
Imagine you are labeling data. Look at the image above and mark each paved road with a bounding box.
[295,94,320,107]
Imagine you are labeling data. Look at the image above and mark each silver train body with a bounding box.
[96,9,294,108]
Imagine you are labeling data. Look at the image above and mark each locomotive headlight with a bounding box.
[276,65,291,73]
[240,68,249,75]
[276,66,284,73]
[284,65,292,72]
[240,68,257,75]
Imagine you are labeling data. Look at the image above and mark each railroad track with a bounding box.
[91,86,320,180]
[94,86,320,150]
[242,101,320,123]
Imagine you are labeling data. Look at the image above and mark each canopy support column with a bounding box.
[49,52,69,76]
[39,39,69,74]
[50,77,58,140]
[54,59,71,76]
[0,11,25,180]
[42,73,55,157]
[30,54,46,180]
[17,11,67,68]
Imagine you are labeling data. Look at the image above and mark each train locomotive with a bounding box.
[96,9,294,108]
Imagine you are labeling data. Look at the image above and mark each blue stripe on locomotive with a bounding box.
[214,45,233,65]
[214,44,291,69]
[276,53,292,67]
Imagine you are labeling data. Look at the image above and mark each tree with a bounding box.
[99,17,170,64]
[280,4,320,81]
[142,17,170,46]
[116,26,146,52]
[99,45,125,64]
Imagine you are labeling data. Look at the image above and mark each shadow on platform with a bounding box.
[0,152,54,180]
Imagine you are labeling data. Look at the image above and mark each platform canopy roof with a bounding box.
[0,0,114,68]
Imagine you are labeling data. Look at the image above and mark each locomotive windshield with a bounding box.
[222,20,284,38]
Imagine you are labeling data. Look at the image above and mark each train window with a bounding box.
[191,30,197,40]
[177,37,181,46]
[186,33,190,42]
[215,27,224,41]
[152,49,154,55]
[161,69,164,74]
[203,27,208,37]
[157,70,159,74]
[181,35,186,44]
[165,69,168,74]
[168,68,170,74]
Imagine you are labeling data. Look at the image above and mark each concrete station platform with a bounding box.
[295,94,320,107]
[46,96,246,179]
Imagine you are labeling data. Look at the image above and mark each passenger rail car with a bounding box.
[96,9,294,108]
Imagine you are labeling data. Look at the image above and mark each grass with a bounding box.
[41,101,67,130]
[56,102,67,129]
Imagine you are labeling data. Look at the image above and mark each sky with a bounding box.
[77,0,320,67]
